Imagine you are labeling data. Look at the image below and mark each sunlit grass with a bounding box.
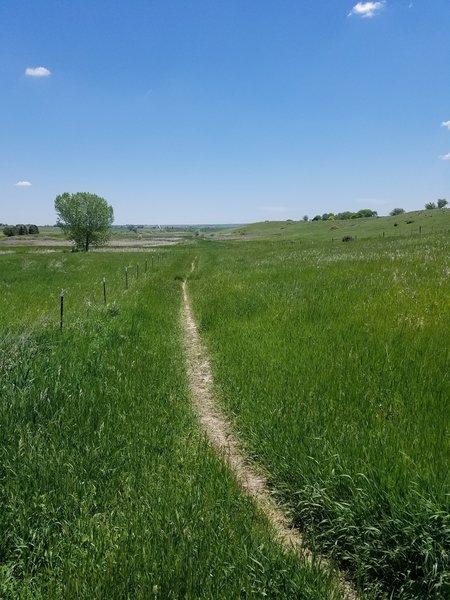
[190,233,450,598]
[0,248,340,599]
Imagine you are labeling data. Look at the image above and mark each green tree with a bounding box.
[425,202,437,210]
[55,192,114,251]
[336,211,355,220]
[356,209,377,218]
[15,224,27,235]
[27,224,39,234]
[437,198,448,208]
[3,226,17,236]
[389,208,405,216]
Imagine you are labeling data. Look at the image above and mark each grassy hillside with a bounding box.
[215,208,450,243]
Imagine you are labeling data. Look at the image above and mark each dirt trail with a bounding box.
[181,260,358,600]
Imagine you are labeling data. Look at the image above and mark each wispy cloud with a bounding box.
[348,2,385,18]
[441,121,450,130]
[15,180,32,187]
[25,66,51,77]
[439,153,450,161]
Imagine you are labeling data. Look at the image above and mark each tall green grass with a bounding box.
[189,234,450,598]
[0,249,340,598]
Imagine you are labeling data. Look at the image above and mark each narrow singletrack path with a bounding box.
[181,260,358,600]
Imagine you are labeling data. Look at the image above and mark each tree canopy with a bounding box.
[390,208,405,216]
[55,192,114,251]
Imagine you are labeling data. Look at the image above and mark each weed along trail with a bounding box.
[181,260,358,600]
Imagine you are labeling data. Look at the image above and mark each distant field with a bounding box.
[0,248,339,599]
[190,232,450,598]
[0,224,233,245]
[3,210,448,247]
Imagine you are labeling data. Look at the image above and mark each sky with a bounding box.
[1,0,450,225]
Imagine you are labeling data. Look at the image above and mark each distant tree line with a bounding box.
[302,199,448,222]
[304,209,378,222]
[3,224,39,236]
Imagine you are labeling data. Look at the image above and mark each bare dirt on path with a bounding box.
[181,260,358,600]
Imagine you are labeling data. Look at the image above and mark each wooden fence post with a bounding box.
[60,289,64,330]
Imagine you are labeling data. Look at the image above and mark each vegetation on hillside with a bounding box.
[217,208,450,243]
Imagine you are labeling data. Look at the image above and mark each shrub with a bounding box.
[390,208,405,216]
[3,226,17,237]
[356,209,378,218]
[15,224,27,235]
[342,235,354,242]
[336,211,356,220]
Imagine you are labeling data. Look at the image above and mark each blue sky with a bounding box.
[1,0,450,224]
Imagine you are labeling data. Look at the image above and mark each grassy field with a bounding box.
[189,233,450,598]
[0,248,341,599]
[1,219,449,598]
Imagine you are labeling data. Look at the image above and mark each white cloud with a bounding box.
[25,66,51,77]
[441,121,450,130]
[348,2,385,18]
[440,153,450,161]
[15,180,32,187]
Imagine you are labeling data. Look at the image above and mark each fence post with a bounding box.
[125,266,128,289]
[60,289,64,330]
[145,259,148,273]
[103,277,107,305]
[136,264,139,279]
